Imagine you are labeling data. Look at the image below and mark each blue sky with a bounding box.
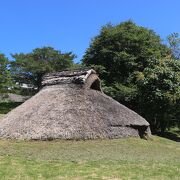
[1,0,180,62]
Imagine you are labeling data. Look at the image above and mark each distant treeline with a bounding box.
[0,20,179,133]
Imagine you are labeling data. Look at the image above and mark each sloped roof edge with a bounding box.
[42,69,96,86]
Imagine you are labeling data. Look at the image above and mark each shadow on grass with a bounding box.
[156,130,180,142]
[0,102,22,114]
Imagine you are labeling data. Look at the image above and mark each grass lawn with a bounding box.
[0,136,179,179]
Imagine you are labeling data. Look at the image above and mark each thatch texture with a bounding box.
[0,69,151,140]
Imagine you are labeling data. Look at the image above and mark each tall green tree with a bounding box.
[82,21,179,132]
[11,47,76,91]
[134,58,180,132]
[83,21,170,84]
[0,54,14,93]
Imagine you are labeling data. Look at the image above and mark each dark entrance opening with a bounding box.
[131,125,148,139]
[90,79,101,91]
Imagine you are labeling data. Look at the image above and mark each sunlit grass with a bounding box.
[0,136,179,179]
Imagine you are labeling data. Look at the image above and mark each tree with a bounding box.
[11,47,76,91]
[167,33,180,60]
[83,21,170,85]
[134,58,180,132]
[0,54,14,93]
[82,21,180,132]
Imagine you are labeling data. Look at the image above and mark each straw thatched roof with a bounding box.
[0,69,151,140]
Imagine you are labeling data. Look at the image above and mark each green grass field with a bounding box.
[0,103,180,179]
[0,136,179,179]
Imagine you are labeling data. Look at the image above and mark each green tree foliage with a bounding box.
[11,47,76,91]
[0,54,14,93]
[134,59,180,132]
[83,21,170,84]
[83,21,179,132]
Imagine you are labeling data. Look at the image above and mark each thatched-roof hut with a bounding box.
[0,69,151,140]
